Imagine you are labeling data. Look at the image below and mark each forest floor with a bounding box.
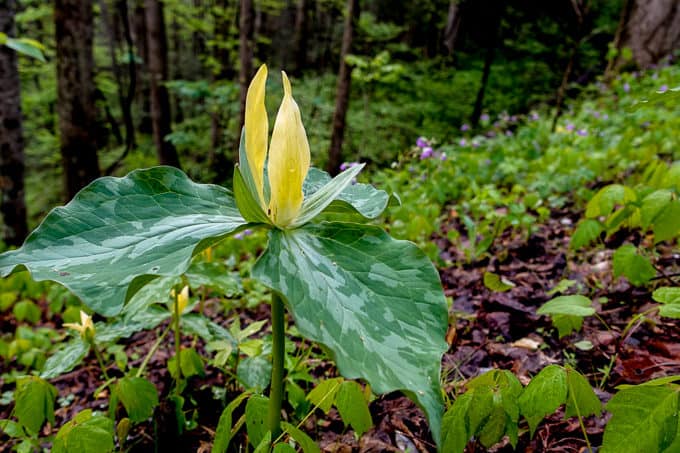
[3,205,678,453]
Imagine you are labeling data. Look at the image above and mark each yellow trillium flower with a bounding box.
[244,64,310,228]
[170,285,190,314]
[64,310,96,342]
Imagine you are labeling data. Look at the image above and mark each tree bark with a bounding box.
[144,0,181,168]
[55,0,101,200]
[293,0,309,74]
[604,0,634,79]
[237,0,254,143]
[0,0,28,246]
[470,4,502,128]
[326,0,359,176]
[133,1,152,134]
[443,1,463,57]
[619,0,680,69]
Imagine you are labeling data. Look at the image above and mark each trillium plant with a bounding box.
[0,65,448,447]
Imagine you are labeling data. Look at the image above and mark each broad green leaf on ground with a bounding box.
[213,392,250,453]
[253,222,448,444]
[570,219,603,250]
[115,377,159,423]
[640,190,672,229]
[519,365,568,436]
[281,422,321,453]
[185,261,242,297]
[441,392,473,453]
[14,376,57,435]
[307,378,344,414]
[0,167,247,316]
[302,168,399,220]
[334,381,373,436]
[483,272,515,292]
[41,339,89,379]
[537,295,595,338]
[585,184,636,218]
[602,384,680,453]
[245,395,270,447]
[612,244,656,286]
[653,200,680,243]
[52,410,114,453]
[653,287,680,318]
[564,368,602,418]
[237,356,272,391]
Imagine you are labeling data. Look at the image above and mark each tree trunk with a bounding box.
[326,0,359,176]
[144,0,181,168]
[604,0,634,79]
[133,1,152,134]
[0,0,28,246]
[55,0,101,200]
[443,1,463,57]
[470,4,502,128]
[237,0,254,144]
[293,0,309,74]
[619,0,680,69]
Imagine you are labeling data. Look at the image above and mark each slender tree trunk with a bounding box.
[133,1,152,134]
[55,0,101,200]
[470,4,502,127]
[293,0,309,74]
[551,0,589,131]
[604,0,634,79]
[0,0,28,246]
[327,0,359,176]
[443,0,463,57]
[144,0,180,168]
[237,0,254,143]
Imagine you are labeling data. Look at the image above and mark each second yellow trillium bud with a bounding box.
[63,310,96,342]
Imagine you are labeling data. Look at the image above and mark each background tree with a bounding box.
[237,0,254,152]
[0,0,28,246]
[55,0,101,200]
[145,0,181,168]
[327,0,359,176]
[618,0,680,68]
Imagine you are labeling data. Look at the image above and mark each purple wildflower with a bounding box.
[480,113,490,122]
[530,112,539,121]
[623,82,630,93]
[416,136,428,148]
[234,232,244,240]
[440,153,447,161]
[420,147,433,159]
[459,138,467,147]
[659,84,669,93]
[460,123,470,131]
[472,141,480,148]
[603,114,609,120]
[505,130,513,137]
[243,229,253,236]
[577,129,588,137]
[565,123,575,132]
[592,111,600,119]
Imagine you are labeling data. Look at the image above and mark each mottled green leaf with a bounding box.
[302,167,398,220]
[15,376,57,435]
[237,356,272,391]
[185,261,242,297]
[0,167,247,316]
[253,222,448,444]
[612,244,656,286]
[602,384,680,453]
[3,37,46,62]
[585,184,636,218]
[52,410,114,453]
[335,381,373,436]
[292,164,365,227]
[519,365,568,436]
[41,339,89,379]
[115,377,159,423]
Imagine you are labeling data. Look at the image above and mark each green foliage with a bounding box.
[612,245,656,286]
[652,287,680,319]
[483,272,515,292]
[245,395,270,447]
[52,410,114,453]
[14,376,57,435]
[212,392,250,453]
[602,378,680,453]
[114,377,159,423]
[537,295,595,338]
[0,32,46,62]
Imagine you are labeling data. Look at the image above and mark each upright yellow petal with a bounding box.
[267,71,310,227]
[245,64,269,206]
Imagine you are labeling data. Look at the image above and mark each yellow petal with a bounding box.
[177,285,190,313]
[245,64,269,206]
[267,72,310,227]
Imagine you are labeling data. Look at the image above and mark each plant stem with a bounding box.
[136,323,172,378]
[173,290,182,396]
[93,343,111,381]
[268,292,286,442]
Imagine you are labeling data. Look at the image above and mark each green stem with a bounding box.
[569,381,593,452]
[93,343,111,381]
[173,291,182,396]
[136,324,172,378]
[268,292,286,442]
